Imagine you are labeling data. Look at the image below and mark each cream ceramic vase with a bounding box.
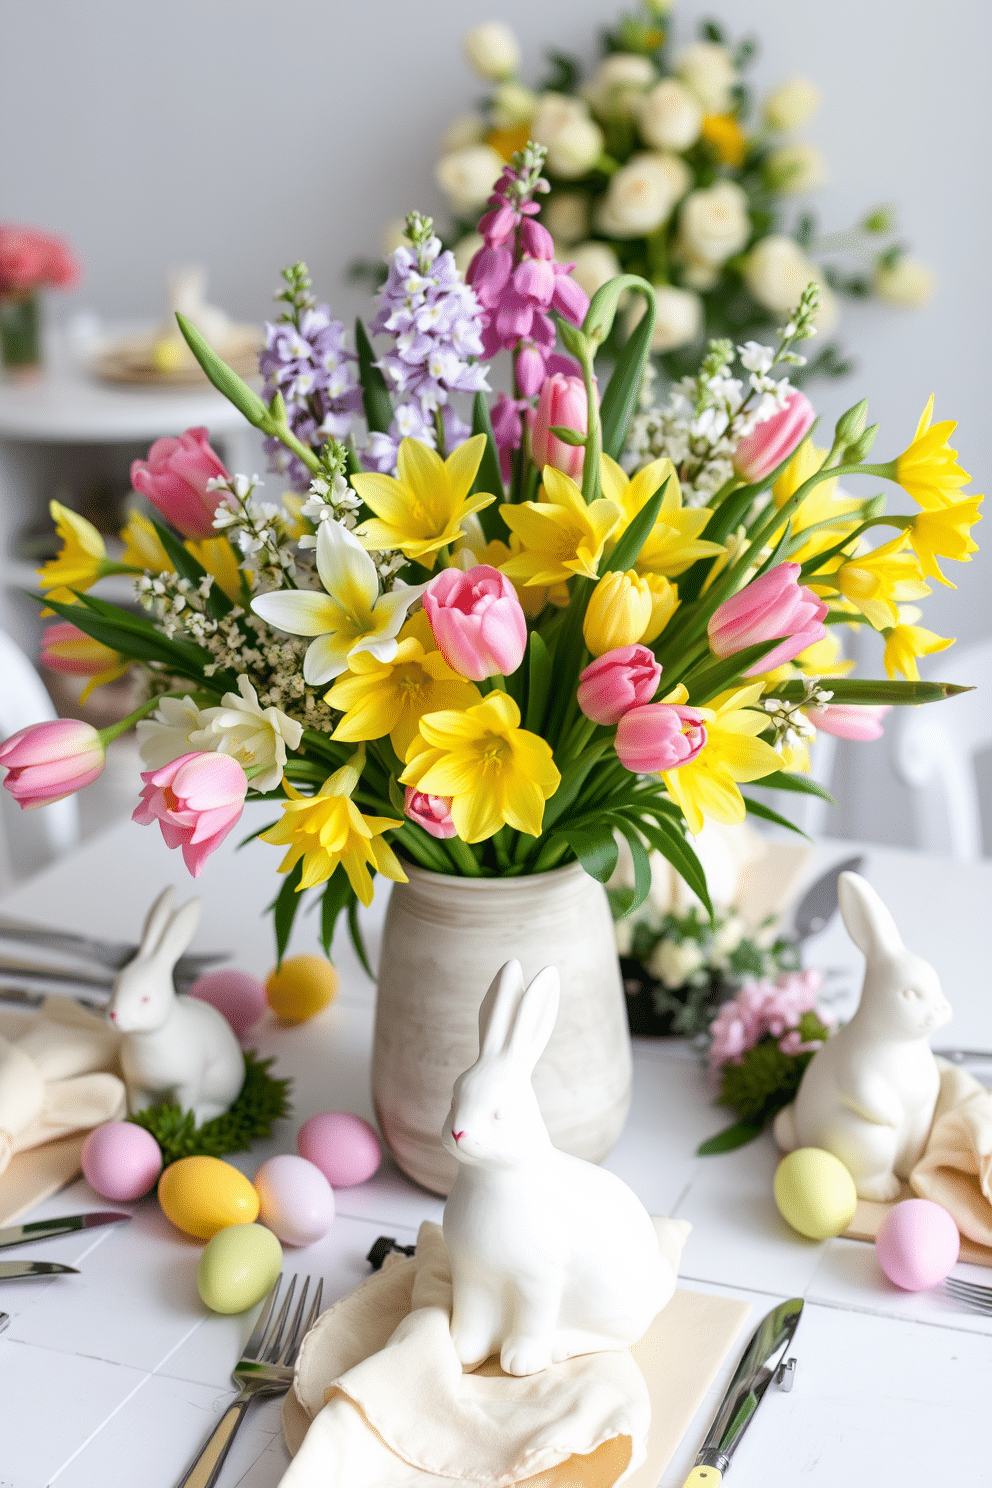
[372,861,632,1195]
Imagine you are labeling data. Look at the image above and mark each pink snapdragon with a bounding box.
[707,563,827,674]
[423,565,527,681]
[530,373,589,479]
[806,703,891,742]
[0,719,105,808]
[577,645,661,726]
[708,969,828,1073]
[404,788,457,839]
[130,427,229,539]
[132,751,247,877]
[615,703,707,774]
[732,390,816,483]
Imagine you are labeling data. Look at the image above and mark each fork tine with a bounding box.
[263,1274,298,1362]
[944,1277,992,1301]
[276,1278,312,1368]
[283,1276,323,1368]
[944,1279,992,1314]
[243,1274,282,1360]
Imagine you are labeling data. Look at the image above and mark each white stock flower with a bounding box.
[452,232,484,276]
[677,180,750,281]
[628,284,703,352]
[462,22,520,81]
[435,145,505,213]
[542,190,590,245]
[531,93,604,179]
[766,142,825,194]
[648,937,706,989]
[875,255,934,306]
[136,695,206,770]
[638,78,704,152]
[569,241,623,299]
[764,76,820,132]
[192,675,303,794]
[744,235,838,331]
[709,912,745,966]
[441,114,485,154]
[596,151,690,237]
[582,52,656,121]
[491,81,536,129]
[675,41,737,113]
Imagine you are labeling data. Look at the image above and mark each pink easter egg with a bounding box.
[189,969,268,1038]
[297,1111,381,1188]
[875,1198,960,1291]
[81,1121,162,1202]
[254,1154,335,1247]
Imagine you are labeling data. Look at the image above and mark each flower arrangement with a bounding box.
[0,141,978,969]
[0,222,78,373]
[431,6,931,382]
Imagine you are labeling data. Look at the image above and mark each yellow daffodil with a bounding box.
[600,454,724,577]
[186,535,245,602]
[38,501,113,606]
[829,534,930,630]
[500,465,622,586]
[893,396,972,507]
[662,683,781,836]
[120,510,174,574]
[400,691,560,843]
[770,440,863,566]
[251,520,426,686]
[260,759,407,902]
[883,623,954,681]
[583,569,654,656]
[325,635,482,758]
[906,493,983,587]
[350,435,496,569]
[702,113,747,166]
[641,572,679,642]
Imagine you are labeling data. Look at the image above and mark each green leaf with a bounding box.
[470,392,507,540]
[148,518,233,618]
[36,592,216,680]
[548,424,587,447]
[524,631,553,734]
[348,898,374,979]
[540,738,613,832]
[557,819,619,883]
[556,316,588,361]
[758,770,837,805]
[355,318,393,434]
[583,273,655,347]
[636,815,713,919]
[766,678,974,706]
[600,478,671,574]
[175,313,268,427]
[270,862,305,966]
[682,638,784,704]
[610,818,652,914]
[599,281,658,459]
[697,1120,764,1155]
[742,795,811,838]
[319,873,353,957]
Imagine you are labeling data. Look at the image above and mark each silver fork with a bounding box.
[0,913,228,979]
[943,1276,992,1315]
[175,1273,323,1488]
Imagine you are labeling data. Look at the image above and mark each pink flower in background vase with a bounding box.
[708,968,827,1073]
[806,703,891,741]
[530,373,589,479]
[732,390,816,483]
[423,565,527,681]
[130,427,229,539]
[615,702,707,774]
[0,719,105,807]
[404,788,457,839]
[0,225,79,294]
[132,751,247,877]
[577,645,661,726]
[707,562,827,673]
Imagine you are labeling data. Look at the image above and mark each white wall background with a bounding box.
[2,0,989,847]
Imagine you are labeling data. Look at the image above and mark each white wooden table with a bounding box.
[1,807,990,1488]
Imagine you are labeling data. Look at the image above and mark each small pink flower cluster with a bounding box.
[0,224,78,296]
[708,969,830,1073]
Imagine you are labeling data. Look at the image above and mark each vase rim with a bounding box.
[399,858,590,891]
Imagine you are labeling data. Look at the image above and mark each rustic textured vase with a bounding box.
[372,861,632,1195]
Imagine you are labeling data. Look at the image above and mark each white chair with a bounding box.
[893,638,992,860]
[0,629,80,889]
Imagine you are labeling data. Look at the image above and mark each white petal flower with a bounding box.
[192,675,303,793]
[135,695,206,770]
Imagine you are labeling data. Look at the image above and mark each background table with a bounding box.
[1,807,989,1488]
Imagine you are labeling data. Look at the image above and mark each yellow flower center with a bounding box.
[479,733,510,770]
[395,663,429,700]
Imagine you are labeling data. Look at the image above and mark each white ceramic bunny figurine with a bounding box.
[773,871,952,1200]
[442,960,688,1377]
[107,888,245,1125]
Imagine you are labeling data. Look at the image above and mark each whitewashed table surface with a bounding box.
[1,804,990,1488]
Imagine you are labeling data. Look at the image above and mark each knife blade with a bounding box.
[679,1296,803,1485]
[0,1260,79,1279]
[792,855,863,942]
[0,1212,130,1250]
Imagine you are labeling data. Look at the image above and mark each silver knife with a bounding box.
[0,1260,79,1279]
[0,1212,130,1250]
[792,855,863,942]
[678,1296,803,1485]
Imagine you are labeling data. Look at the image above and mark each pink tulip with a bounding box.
[577,645,662,726]
[404,788,457,838]
[615,703,707,774]
[733,391,816,483]
[423,565,527,681]
[806,704,891,742]
[130,427,229,539]
[40,622,114,677]
[132,751,247,877]
[707,563,827,674]
[530,373,588,479]
[0,719,105,808]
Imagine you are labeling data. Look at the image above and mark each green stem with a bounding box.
[97,692,180,746]
[578,341,603,507]
[447,836,484,877]
[530,837,573,874]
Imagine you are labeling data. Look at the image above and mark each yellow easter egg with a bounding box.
[158,1155,260,1241]
[774,1147,858,1240]
[197,1222,282,1314]
[266,954,339,1024]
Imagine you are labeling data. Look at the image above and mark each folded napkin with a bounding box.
[0,997,125,1175]
[280,1218,692,1488]
[910,1060,992,1247]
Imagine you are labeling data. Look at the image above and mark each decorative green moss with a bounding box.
[128,1051,292,1167]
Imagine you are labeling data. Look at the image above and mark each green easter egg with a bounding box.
[197,1222,282,1314]
[774,1147,858,1240]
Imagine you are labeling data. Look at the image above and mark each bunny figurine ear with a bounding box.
[478,960,525,1059]
[838,872,904,961]
[151,897,202,971]
[139,886,176,958]
[506,967,560,1076]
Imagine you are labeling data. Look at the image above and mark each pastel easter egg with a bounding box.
[81,1121,162,1202]
[297,1111,381,1188]
[254,1154,335,1247]
[875,1199,960,1291]
[158,1155,260,1241]
[774,1147,858,1240]
[189,969,267,1038]
[266,955,339,1024]
[197,1222,283,1314]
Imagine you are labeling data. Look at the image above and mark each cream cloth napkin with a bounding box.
[0,996,125,1175]
[910,1059,992,1247]
[280,1219,692,1488]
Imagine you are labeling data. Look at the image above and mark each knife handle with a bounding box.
[679,1470,723,1486]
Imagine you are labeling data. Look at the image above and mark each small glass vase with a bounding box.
[0,290,42,378]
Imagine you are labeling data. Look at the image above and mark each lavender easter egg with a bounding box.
[255,1154,335,1246]
[81,1121,162,1202]
[875,1199,960,1290]
[297,1112,381,1188]
[189,969,267,1038]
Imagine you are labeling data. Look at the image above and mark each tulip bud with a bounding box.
[577,645,661,726]
[404,788,457,839]
[707,562,827,675]
[133,751,248,877]
[530,373,589,479]
[130,427,230,539]
[423,565,528,681]
[833,398,868,449]
[463,22,521,81]
[0,719,105,808]
[615,703,707,774]
[733,391,816,484]
[640,573,679,643]
[583,570,654,657]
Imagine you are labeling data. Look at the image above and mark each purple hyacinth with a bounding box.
[259,302,363,490]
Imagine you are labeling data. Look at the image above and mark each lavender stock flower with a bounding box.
[259,301,363,490]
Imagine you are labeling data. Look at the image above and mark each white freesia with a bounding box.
[677,180,750,285]
[136,695,205,771]
[530,93,604,179]
[491,81,536,130]
[595,151,690,237]
[766,142,825,194]
[648,937,705,989]
[875,255,934,306]
[582,53,656,121]
[569,241,623,300]
[638,79,704,152]
[435,145,505,213]
[250,521,426,686]
[452,232,484,276]
[764,76,820,132]
[744,235,838,331]
[463,21,520,81]
[628,284,703,352]
[542,191,589,245]
[192,675,303,794]
[675,41,737,113]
